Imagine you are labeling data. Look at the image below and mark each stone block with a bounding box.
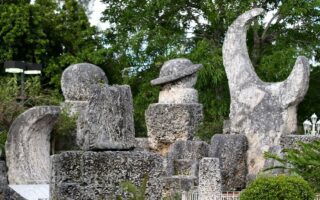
[146,104,203,154]
[50,151,164,200]
[166,141,208,176]
[209,134,247,191]
[198,158,222,200]
[280,135,320,149]
[77,84,135,150]
[162,176,197,197]
[166,140,209,176]
[61,63,108,101]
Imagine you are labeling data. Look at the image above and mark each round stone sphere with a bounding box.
[61,63,108,101]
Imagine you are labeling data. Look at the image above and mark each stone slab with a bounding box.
[146,104,203,154]
[50,151,164,200]
[77,84,135,150]
[5,106,60,184]
[280,135,320,149]
[209,134,248,191]
[198,158,222,200]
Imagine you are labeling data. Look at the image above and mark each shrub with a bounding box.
[264,140,320,192]
[240,175,315,200]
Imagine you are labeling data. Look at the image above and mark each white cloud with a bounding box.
[88,0,109,30]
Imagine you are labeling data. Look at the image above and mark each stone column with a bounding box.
[198,158,222,200]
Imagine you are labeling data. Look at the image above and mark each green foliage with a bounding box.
[0,76,63,133]
[0,130,7,158]
[0,0,114,88]
[117,174,148,200]
[102,0,320,138]
[240,175,315,200]
[52,107,78,136]
[264,140,320,192]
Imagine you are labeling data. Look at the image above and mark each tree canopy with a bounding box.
[101,0,320,138]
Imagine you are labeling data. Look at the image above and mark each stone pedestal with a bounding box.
[209,134,248,191]
[50,151,163,200]
[77,84,135,150]
[198,158,222,200]
[145,104,203,154]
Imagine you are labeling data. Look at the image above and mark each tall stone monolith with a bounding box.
[222,8,310,178]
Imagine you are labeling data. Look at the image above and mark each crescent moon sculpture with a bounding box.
[5,106,60,184]
[222,8,310,177]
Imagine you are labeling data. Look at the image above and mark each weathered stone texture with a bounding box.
[166,140,209,176]
[151,58,202,86]
[280,135,320,149]
[77,84,135,150]
[0,161,8,199]
[134,138,150,151]
[209,134,248,191]
[161,141,208,197]
[158,88,198,104]
[198,158,222,200]
[146,104,203,154]
[5,106,60,184]
[222,8,310,177]
[61,63,108,101]
[50,151,163,200]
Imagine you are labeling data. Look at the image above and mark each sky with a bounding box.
[30,0,108,29]
[88,0,108,30]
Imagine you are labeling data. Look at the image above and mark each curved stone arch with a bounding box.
[5,106,60,184]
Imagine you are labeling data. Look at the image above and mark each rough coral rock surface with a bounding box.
[50,151,164,200]
[222,8,309,177]
[5,106,60,184]
[77,84,135,150]
[61,63,108,101]
[209,134,248,191]
[162,141,208,196]
[198,158,222,200]
[280,135,320,149]
[145,104,203,154]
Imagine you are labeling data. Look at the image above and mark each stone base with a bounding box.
[280,135,320,149]
[162,176,197,197]
[209,134,248,191]
[145,103,203,154]
[50,151,163,200]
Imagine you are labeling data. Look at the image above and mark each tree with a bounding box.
[101,0,320,138]
[0,0,115,88]
[265,141,320,192]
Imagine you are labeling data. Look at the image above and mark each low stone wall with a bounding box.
[50,151,164,200]
[280,135,320,149]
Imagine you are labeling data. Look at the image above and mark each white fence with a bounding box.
[165,191,240,200]
[166,191,320,200]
